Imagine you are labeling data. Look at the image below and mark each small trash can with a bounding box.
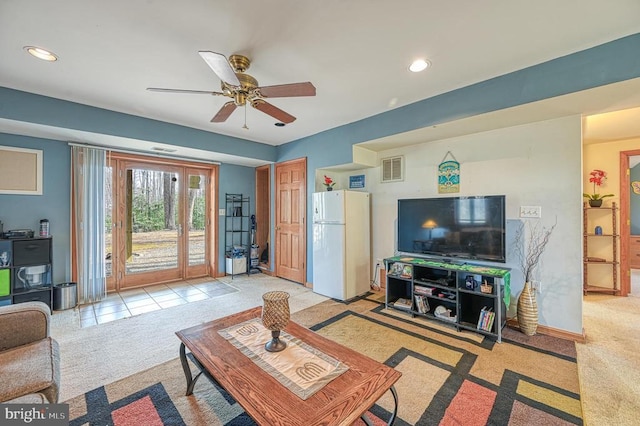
[53,282,77,311]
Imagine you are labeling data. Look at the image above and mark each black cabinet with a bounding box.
[0,237,53,308]
[385,256,510,342]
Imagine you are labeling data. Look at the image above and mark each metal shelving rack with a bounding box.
[225,194,250,276]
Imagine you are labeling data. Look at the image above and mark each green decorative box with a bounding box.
[0,269,9,297]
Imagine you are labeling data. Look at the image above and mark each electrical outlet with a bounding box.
[520,205,542,218]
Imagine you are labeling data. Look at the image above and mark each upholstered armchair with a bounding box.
[0,301,60,403]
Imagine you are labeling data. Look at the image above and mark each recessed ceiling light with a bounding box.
[409,59,430,73]
[24,46,58,62]
[275,122,285,127]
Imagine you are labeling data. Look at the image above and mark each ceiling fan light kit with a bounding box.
[149,51,316,126]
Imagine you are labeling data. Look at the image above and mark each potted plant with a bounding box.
[323,175,336,191]
[583,169,614,207]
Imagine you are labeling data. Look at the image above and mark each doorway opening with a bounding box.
[620,150,640,296]
[255,165,271,272]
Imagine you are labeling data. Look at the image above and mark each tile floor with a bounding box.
[79,279,237,327]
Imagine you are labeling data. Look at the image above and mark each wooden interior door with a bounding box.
[275,158,306,284]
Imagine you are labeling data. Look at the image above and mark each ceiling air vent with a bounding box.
[381,156,403,182]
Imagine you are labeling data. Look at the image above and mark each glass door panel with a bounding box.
[186,170,208,277]
[122,165,181,287]
[105,163,116,291]
[105,156,214,291]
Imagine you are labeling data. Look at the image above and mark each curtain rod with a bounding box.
[67,142,221,165]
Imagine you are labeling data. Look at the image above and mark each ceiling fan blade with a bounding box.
[252,99,296,123]
[147,87,224,95]
[198,51,240,86]
[258,82,316,98]
[211,101,237,123]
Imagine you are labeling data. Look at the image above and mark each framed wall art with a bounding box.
[438,151,460,194]
[0,145,43,195]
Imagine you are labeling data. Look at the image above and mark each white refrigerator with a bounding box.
[312,190,371,300]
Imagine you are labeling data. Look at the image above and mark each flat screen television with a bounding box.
[397,195,506,263]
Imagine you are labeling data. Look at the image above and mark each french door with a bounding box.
[106,154,215,291]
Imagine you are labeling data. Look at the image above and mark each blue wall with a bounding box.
[0,134,257,280]
[218,163,255,271]
[277,32,640,283]
[0,135,70,282]
[0,87,277,164]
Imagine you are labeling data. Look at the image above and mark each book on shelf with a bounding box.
[476,307,486,329]
[476,307,495,331]
[485,311,495,331]
[393,298,413,310]
[414,286,434,295]
[414,295,430,314]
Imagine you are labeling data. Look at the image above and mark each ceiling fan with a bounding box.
[147,51,316,124]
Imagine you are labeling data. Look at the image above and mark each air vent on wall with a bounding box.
[381,156,403,182]
[151,146,178,153]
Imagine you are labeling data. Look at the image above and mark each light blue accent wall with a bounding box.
[281,32,640,157]
[218,164,255,273]
[0,134,71,283]
[0,87,277,163]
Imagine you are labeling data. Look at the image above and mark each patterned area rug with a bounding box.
[65,295,582,425]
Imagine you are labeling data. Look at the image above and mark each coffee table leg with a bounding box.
[360,385,399,426]
[387,385,399,425]
[180,342,203,396]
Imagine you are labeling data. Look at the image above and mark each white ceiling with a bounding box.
[2,0,640,155]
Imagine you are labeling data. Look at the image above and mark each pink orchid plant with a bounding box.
[583,169,614,201]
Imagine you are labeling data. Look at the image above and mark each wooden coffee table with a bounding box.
[176,306,401,426]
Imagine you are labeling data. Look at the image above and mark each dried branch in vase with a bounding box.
[513,219,557,283]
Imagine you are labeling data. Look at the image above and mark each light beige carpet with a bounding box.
[51,275,328,402]
[65,295,583,425]
[51,276,640,425]
[576,294,640,425]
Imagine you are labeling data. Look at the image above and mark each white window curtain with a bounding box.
[72,146,106,303]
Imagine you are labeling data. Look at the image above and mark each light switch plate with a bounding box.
[219,209,226,216]
[520,205,542,218]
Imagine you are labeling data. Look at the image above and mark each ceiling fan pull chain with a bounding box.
[243,104,249,130]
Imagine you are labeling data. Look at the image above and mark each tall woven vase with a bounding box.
[517,282,538,336]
